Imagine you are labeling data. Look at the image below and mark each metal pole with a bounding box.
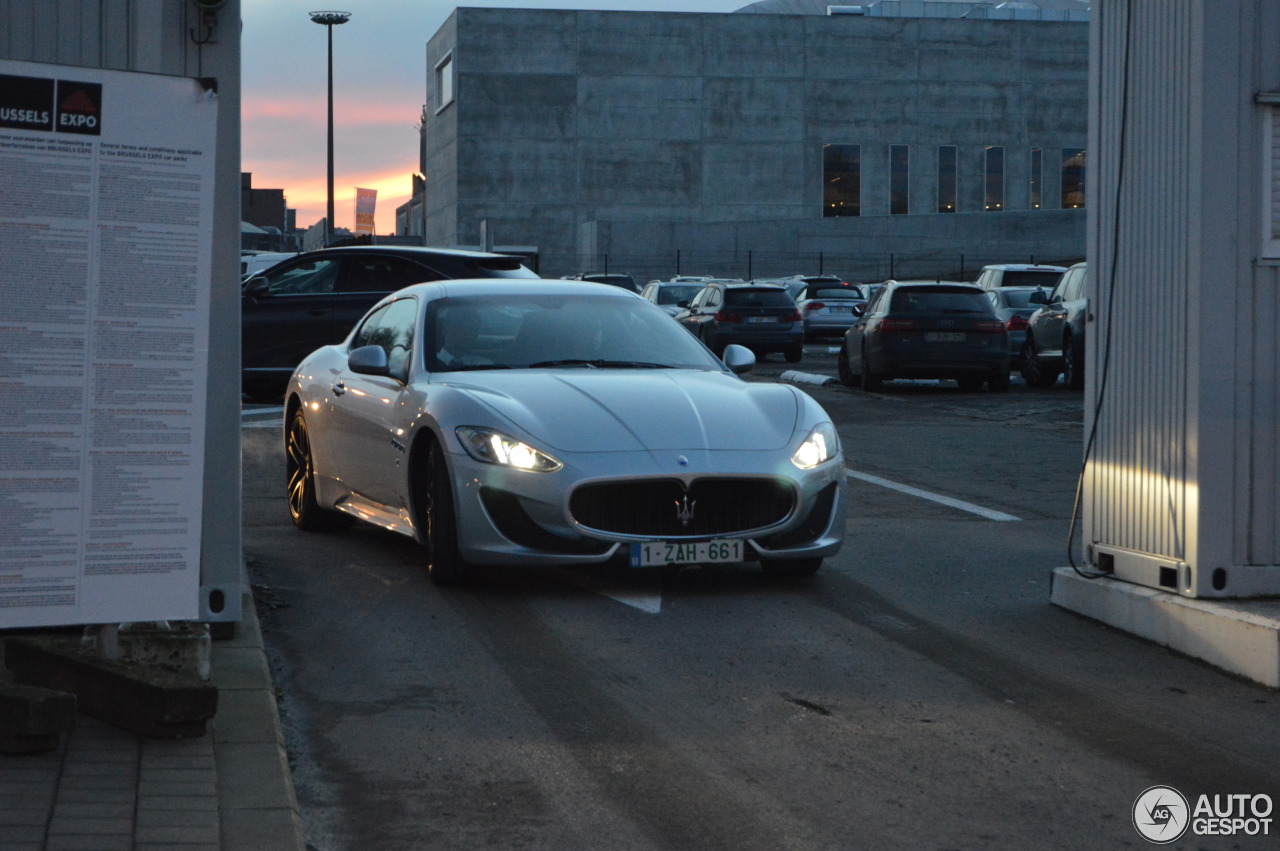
[325,24,334,246]
[310,12,351,247]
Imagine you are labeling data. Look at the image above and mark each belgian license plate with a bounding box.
[747,316,777,323]
[630,539,743,567]
[924,331,966,342]
[831,306,852,314]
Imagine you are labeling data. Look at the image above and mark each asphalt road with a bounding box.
[242,343,1280,850]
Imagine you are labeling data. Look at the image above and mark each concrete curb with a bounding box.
[1050,566,1280,688]
[780,369,838,387]
[212,587,307,850]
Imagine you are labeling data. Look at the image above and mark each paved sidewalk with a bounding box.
[0,588,306,851]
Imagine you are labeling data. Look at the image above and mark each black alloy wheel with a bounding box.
[1062,332,1084,390]
[286,410,352,531]
[1019,338,1059,388]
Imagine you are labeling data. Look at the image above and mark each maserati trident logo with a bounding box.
[674,495,696,528]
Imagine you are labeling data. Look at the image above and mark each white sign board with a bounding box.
[0,60,216,628]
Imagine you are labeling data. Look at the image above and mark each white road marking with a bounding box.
[548,568,663,613]
[845,469,1021,522]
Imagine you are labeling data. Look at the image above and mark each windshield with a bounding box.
[426,294,724,372]
[724,289,794,307]
[657,285,701,304]
[809,288,862,300]
[890,288,993,315]
[1001,270,1061,287]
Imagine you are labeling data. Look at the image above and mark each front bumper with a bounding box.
[446,444,847,567]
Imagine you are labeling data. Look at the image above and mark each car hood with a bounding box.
[440,369,800,452]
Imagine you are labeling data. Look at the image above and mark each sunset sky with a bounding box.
[240,0,749,235]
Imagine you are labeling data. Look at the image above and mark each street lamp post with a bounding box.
[309,11,351,246]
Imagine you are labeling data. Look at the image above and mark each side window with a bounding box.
[866,287,888,314]
[341,255,440,294]
[641,284,654,301]
[263,258,342,295]
[1065,270,1086,301]
[690,287,710,308]
[1053,271,1075,302]
[987,291,998,309]
[351,298,418,381]
[352,303,391,349]
[796,288,809,301]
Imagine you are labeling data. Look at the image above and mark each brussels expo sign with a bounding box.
[0,60,216,629]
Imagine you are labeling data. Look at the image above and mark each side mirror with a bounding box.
[1029,290,1048,305]
[348,345,390,377]
[852,304,865,317]
[243,276,270,299]
[677,300,689,308]
[721,344,755,375]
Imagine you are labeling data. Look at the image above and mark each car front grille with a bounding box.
[569,477,795,538]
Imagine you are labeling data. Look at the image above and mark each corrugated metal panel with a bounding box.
[1086,0,1193,564]
[1247,263,1280,563]
[0,0,190,76]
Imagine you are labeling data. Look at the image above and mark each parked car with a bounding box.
[564,272,640,293]
[640,280,705,316]
[973,263,1067,290]
[1021,261,1088,389]
[837,280,1010,391]
[240,251,297,280]
[284,278,846,584]
[985,286,1053,368]
[674,281,805,362]
[794,281,867,339]
[241,245,536,399]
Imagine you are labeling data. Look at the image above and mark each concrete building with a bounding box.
[422,0,1089,282]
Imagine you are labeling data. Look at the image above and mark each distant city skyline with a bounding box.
[241,0,748,235]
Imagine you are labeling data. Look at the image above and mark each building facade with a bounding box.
[423,4,1088,281]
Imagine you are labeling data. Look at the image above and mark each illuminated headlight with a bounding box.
[791,423,838,470]
[455,427,562,472]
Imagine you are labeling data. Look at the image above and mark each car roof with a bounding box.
[387,278,642,301]
[301,245,522,261]
[980,263,1067,272]
[884,279,975,287]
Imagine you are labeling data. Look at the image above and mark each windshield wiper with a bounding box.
[529,359,678,369]
[438,363,512,371]
[529,359,601,368]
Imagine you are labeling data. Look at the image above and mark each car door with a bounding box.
[328,296,421,507]
[846,285,886,373]
[1036,266,1079,356]
[241,254,347,374]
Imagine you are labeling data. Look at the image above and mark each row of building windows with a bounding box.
[824,144,1086,217]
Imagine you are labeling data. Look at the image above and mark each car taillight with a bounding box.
[879,318,917,331]
[805,302,825,310]
[1006,315,1029,331]
[714,311,743,323]
[975,319,1006,333]
[785,310,802,322]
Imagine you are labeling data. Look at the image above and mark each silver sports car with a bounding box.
[284,279,846,584]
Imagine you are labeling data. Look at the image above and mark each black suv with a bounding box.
[241,246,536,398]
[673,282,804,362]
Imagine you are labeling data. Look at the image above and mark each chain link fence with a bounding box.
[535,247,1084,285]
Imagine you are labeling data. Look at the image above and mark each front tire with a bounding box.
[423,442,469,586]
[837,345,860,387]
[286,410,352,531]
[784,346,803,364]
